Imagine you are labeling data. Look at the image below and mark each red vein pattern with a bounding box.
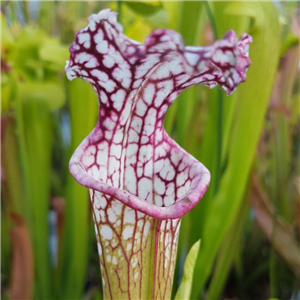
[66,9,252,300]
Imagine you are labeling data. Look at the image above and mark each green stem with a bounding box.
[204,1,223,195]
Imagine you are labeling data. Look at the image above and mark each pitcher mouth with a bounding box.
[66,8,251,220]
[69,127,210,220]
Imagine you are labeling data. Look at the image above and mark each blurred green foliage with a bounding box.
[1,1,299,300]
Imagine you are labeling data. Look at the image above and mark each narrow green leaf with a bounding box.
[165,3,204,295]
[59,79,98,299]
[189,0,251,242]
[191,2,280,298]
[175,240,201,300]
[22,98,53,299]
[1,116,25,214]
[174,1,203,151]
[206,194,249,299]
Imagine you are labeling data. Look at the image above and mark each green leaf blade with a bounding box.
[175,240,201,300]
[191,2,281,298]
